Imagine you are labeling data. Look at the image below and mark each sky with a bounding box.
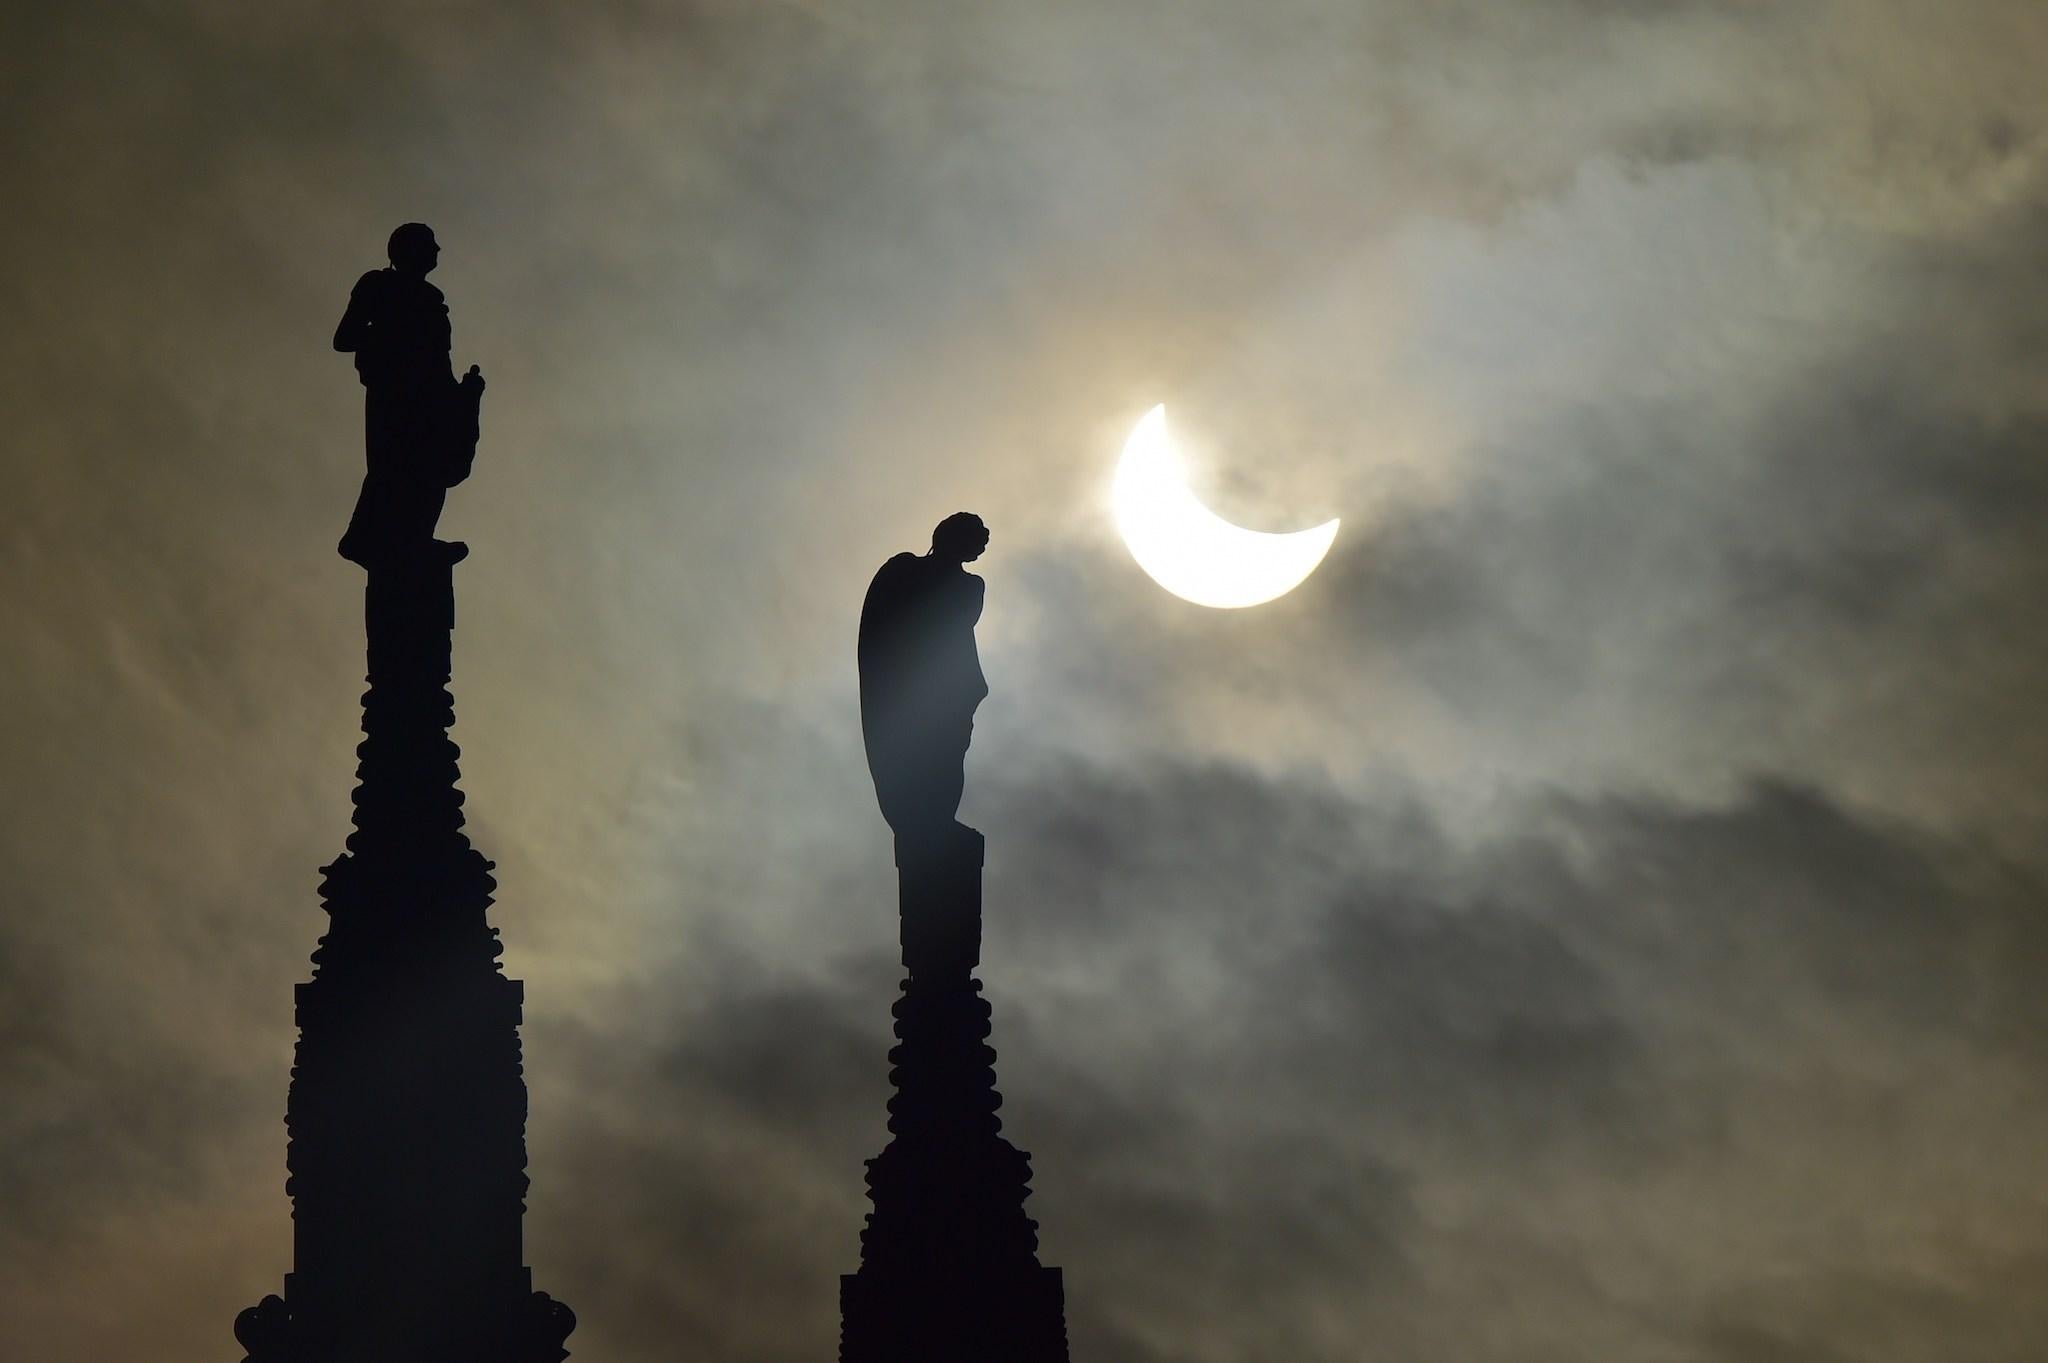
[4,1,2048,1358]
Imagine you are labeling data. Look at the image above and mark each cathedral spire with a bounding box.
[234,233,572,1363]
[843,518,1070,1362]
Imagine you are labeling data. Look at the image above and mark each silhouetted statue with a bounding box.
[842,513,1069,1363]
[335,222,484,566]
[858,513,991,834]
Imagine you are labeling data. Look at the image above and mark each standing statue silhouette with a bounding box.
[858,511,991,835]
[844,515,1070,1363]
[334,222,484,566]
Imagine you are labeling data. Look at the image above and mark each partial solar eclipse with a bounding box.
[1112,405,1340,609]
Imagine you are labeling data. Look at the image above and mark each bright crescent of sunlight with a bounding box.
[1112,405,1339,609]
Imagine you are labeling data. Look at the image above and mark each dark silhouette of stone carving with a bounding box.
[334,222,484,566]
[843,517,1070,1363]
[235,236,572,1363]
[858,512,990,835]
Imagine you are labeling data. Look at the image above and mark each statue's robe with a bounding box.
[858,553,988,834]
[336,269,480,564]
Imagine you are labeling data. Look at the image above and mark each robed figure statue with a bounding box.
[334,222,485,565]
[858,513,991,834]
[844,512,1071,1360]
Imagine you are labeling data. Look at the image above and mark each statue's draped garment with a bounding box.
[858,553,988,833]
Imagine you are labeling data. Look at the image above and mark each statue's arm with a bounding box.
[331,271,380,353]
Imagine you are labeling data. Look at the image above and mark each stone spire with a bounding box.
[235,557,575,1363]
[238,233,569,1361]
[839,827,1070,1362]
[844,516,1070,1361]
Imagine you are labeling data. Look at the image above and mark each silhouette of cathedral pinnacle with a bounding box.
[844,517,1070,1362]
[235,230,571,1363]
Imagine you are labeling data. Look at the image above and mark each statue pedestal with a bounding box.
[896,823,985,979]
[840,826,1070,1363]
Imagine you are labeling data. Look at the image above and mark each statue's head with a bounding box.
[930,512,990,564]
[387,222,440,276]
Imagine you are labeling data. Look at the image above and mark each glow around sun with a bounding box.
[1111,405,1340,609]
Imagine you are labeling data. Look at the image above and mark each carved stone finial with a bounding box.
[232,1293,290,1362]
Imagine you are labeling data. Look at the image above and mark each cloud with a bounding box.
[498,757,2048,1362]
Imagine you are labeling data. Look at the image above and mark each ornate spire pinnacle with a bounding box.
[236,236,571,1363]
[843,520,1070,1361]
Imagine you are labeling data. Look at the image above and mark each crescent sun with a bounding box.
[1112,405,1340,609]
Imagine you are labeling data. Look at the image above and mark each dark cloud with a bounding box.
[498,760,2048,1361]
